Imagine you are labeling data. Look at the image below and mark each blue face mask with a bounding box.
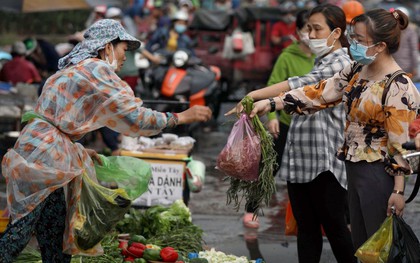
[349,42,378,65]
[174,24,187,34]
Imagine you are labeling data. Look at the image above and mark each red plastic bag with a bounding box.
[285,201,298,236]
[284,200,326,236]
[216,114,261,181]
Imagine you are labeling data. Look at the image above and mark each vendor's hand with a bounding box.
[267,119,280,139]
[415,133,420,150]
[86,148,102,165]
[387,193,405,217]
[178,105,212,125]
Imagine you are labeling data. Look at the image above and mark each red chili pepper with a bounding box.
[119,241,129,256]
[130,242,146,250]
[124,256,135,262]
[160,247,179,262]
[128,246,144,258]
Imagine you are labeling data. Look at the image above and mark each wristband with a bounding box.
[392,189,404,196]
[268,98,276,112]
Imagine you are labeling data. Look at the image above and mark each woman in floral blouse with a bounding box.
[0,19,211,262]
[246,8,420,250]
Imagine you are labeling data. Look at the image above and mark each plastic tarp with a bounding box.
[190,9,233,31]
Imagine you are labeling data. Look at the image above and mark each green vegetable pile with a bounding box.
[226,96,277,217]
[15,234,124,263]
[116,200,204,257]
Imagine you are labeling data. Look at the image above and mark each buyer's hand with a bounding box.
[86,148,102,165]
[249,99,272,118]
[267,119,280,139]
[178,105,212,125]
[387,193,405,217]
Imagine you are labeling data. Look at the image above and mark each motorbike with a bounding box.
[141,49,222,122]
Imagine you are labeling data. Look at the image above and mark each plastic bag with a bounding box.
[216,114,261,181]
[355,216,393,263]
[94,155,152,200]
[74,173,131,251]
[284,200,325,236]
[387,214,420,263]
[186,158,206,193]
[285,201,298,236]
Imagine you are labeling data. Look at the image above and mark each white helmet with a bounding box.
[172,10,189,22]
[105,7,122,19]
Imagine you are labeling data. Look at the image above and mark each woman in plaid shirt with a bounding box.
[230,4,356,262]
[247,8,420,257]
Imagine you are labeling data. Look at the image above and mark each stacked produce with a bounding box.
[16,200,264,262]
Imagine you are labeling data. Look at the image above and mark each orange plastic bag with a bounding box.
[285,201,298,236]
[284,201,325,236]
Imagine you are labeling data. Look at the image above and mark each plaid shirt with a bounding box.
[278,48,351,188]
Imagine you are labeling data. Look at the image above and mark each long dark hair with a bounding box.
[309,4,349,48]
[350,9,409,54]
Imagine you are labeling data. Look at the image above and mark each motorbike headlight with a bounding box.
[173,50,189,68]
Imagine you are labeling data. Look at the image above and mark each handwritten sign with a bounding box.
[133,161,185,206]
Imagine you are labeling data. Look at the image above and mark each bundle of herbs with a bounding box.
[115,200,204,257]
[224,96,277,217]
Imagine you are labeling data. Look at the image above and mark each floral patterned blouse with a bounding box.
[282,61,420,176]
[1,58,171,255]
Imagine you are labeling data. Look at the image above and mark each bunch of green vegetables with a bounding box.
[15,233,124,263]
[116,200,204,257]
[226,96,277,217]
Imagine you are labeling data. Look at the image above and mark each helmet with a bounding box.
[11,41,27,56]
[171,10,189,22]
[105,7,123,19]
[397,6,410,18]
[342,1,364,24]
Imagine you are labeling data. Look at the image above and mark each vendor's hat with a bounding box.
[83,19,141,51]
[11,41,27,55]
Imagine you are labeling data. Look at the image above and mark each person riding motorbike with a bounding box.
[144,10,195,62]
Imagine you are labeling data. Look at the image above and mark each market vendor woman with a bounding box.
[0,19,211,262]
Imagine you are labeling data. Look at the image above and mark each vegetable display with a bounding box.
[225,96,277,216]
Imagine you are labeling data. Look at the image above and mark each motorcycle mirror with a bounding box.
[173,50,189,67]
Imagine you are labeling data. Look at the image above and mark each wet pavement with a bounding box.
[187,102,420,263]
[1,102,420,263]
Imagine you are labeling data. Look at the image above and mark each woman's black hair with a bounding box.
[309,4,349,48]
[350,9,409,54]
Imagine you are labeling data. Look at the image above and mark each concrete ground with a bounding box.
[187,102,420,263]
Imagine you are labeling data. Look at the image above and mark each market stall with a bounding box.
[119,134,197,207]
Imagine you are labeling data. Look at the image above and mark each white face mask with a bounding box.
[298,31,310,46]
[105,44,118,71]
[308,29,337,57]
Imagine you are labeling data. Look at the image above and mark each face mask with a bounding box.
[298,31,310,46]
[174,24,187,34]
[349,42,378,65]
[105,44,118,71]
[308,29,337,57]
